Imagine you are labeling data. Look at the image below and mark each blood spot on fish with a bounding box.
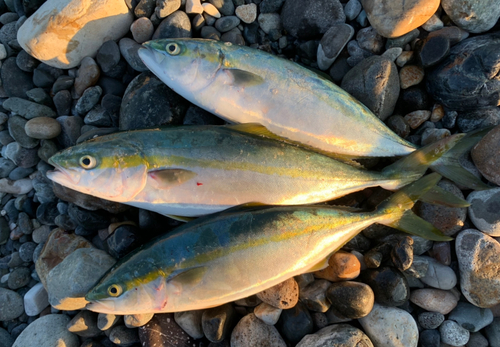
[197,182,203,186]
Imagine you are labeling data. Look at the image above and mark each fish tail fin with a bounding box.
[376,173,452,241]
[430,127,493,190]
[380,133,465,190]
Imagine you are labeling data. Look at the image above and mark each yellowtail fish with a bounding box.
[138,39,489,190]
[85,173,450,314]
[47,125,465,218]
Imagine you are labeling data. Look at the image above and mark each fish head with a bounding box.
[85,255,173,314]
[139,39,225,92]
[47,136,149,202]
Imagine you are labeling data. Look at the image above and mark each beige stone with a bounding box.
[362,0,440,38]
[410,288,458,314]
[17,0,133,69]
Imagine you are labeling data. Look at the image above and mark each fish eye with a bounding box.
[79,155,97,170]
[107,284,123,297]
[166,43,180,55]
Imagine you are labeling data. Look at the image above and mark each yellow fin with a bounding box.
[168,267,207,287]
[148,169,197,189]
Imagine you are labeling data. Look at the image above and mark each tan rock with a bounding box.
[17,0,133,69]
[256,278,299,309]
[410,288,458,314]
[362,0,440,38]
[314,250,360,282]
[399,65,424,89]
[404,110,431,129]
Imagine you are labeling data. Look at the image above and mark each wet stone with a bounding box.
[359,267,409,307]
[326,281,374,319]
[357,26,384,54]
[230,313,286,347]
[276,301,313,345]
[256,278,299,309]
[397,87,430,114]
[152,10,192,39]
[410,288,458,315]
[96,41,121,75]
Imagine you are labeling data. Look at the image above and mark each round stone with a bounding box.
[471,124,500,185]
[448,301,494,333]
[153,10,192,39]
[130,17,154,43]
[296,324,373,347]
[256,278,299,309]
[325,281,374,319]
[12,314,79,347]
[419,35,450,68]
[0,287,24,321]
[467,188,500,236]
[440,320,470,346]
[441,0,500,34]
[235,3,256,24]
[410,288,458,315]
[399,65,424,89]
[418,312,445,330]
[230,313,286,347]
[25,117,62,140]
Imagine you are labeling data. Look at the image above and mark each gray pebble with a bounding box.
[440,320,470,346]
[257,13,281,34]
[3,97,56,119]
[8,266,30,289]
[209,0,234,16]
[0,287,24,320]
[418,312,445,330]
[119,38,148,72]
[18,241,36,262]
[3,142,40,168]
[67,310,101,337]
[449,301,493,333]
[174,310,204,339]
[215,15,240,32]
[467,188,500,236]
[317,24,354,70]
[153,10,192,39]
[155,0,181,18]
[131,17,154,43]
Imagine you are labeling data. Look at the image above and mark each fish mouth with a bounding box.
[86,299,116,314]
[46,157,80,186]
[139,43,167,66]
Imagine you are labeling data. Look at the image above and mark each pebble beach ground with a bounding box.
[0,0,500,346]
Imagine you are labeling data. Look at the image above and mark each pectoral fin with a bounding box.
[304,255,331,273]
[168,267,207,288]
[224,69,265,87]
[148,169,197,189]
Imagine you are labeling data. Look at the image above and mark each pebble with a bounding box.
[155,0,181,18]
[418,312,445,330]
[215,16,240,33]
[441,0,500,33]
[201,303,236,342]
[382,47,403,61]
[256,278,298,309]
[484,318,500,347]
[410,288,458,314]
[313,250,360,281]
[0,178,33,195]
[12,314,79,347]
[296,324,373,347]
[0,287,24,320]
[344,0,362,20]
[201,25,221,40]
[276,302,314,345]
[24,116,61,140]
[131,17,154,43]
[467,332,489,347]
[317,24,354,71]
[19,241,36,262]
[109,325,140,346]
[359,303,418,347]
[53,90,72,116]
[466,188,500,236]
[45,247,116,310]
[17,0,133,68]
[449,301,494,333]
[281,0,345,39]
[3,97,56,119]
[399,65,424,89]
[299,279,331,313]
[0,328,14,347]
[135,0,155,17]
[427,32,500,111]
[56,115,84,148]
[31,224,52,244]
[74,57,101,97]
[456,229,500,308]
[97,313,121,331]
[341,56,399,121]
[421,128,451,146]
[7,266,30,289]
[325,281,374,319]
[404,110,430,129]
[253,302,282,325]
[119,38,148,72]
[419,35,450,68]
[471,125,500,185]
[0,158,16,178]
[174,310,204,339]
[361,0,439,38]
[67,310,101,337]
[259,0,284,13]
[230,313,286,347]
[235,4,256,24]
[458,107,500,132]
[417,180,467,237]
[186,0,203,14]
[124,313,154,328]
[8,115,39,149]
[192,14,205,31]
[420,329,440,347]
[422,14,444,32]
[359,267,409,306]
[153,10,192,39]
[357,26,385,54]
[1,57,34,98]
[419,256,457,290]
[440,320,470,346]
[24,282,49,316]
[139,313,205,347]
[16,49,39,72]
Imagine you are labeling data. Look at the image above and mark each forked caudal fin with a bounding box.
[376,173,452,241]
[380,133,465,190]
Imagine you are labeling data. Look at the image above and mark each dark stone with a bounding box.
[52,76,74,94]
[67,203,110,230]
[75,86,102,116]
[276,302,313,345]
[3,142,39,168]
[101,94,122,116]
[15,50,39,72]
[0,21,17,45]
[97,77,125,97]
[32,173,56,203]
[3,199,19,222]
[200,26,221,40]
[83,105,112,127]
[202,303,237,343]
[396,87,430,114]
[358,267,410,306]
[0,157,16,178]
[419,35,450,68]
[38,139,58,163]
[134,0,155,17]
[119,72,189,130]
[118,38,148,72]
[153,10,192,39]
[36,202,59,225]
[260,0,284,13]
[139,313,208,347]
[457,107,500,132]
[214,16,240,33]
[8,115,39,149]
[56,116,84,148]
[53,90,72,116]
[1,57,34,98]
[281,0,345,39]
[8,266,30,289]
[242,21,259,45]
[328,55,351,84]
[54,214,77,230]
[22,0,45,16]
[9,166,34,180]
[342,233,371,252]
[427,32,500,111]
[221,28,245,46]
[326,281,374,319]
[18,241,36,262]
[0,130,15,146]
[386,115,410,139]
[419,329,440,347]
[33,64,63,88]
[107,224,141,258]
[418,312,445,330]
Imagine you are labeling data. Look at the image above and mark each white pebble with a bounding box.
[24,282,49,316]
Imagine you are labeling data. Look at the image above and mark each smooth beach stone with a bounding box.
[2,142,39,168]
[234,4,255,23]
[3,97,56,119]
[174,310,204,339]
[440,320,470,346]
[314,250,360,282]
[256,278,299,309]
[230,313,286,347]
[419,330,440,347]
[45,247,116,310]
[472,125,500,185]
[74,57,101,97]
[426,32,500,111]
[67,310,101,337]
[442,0,500,33]
[0,287,24,320]
[421,128,451,146]
[109,325,140,346]
[8,116,39,149]
[276,302,313,345]
[358,267,409,307]
[299,279,331,313]
[24,282,49,316]
[1,57,34,98]
[457,107,500,133]
[296,324,373,347]
[12,314,79,347]
[97,313,121,331]
[341,56,399,121]
[419,256,457,290]
[317,24,354,71]
[357,26,385,54]
[7,266,30,289]
[422,14,444,32]
[209,0,234,16]
[410,288,458,315]
[257,13,281,34]
[119,38,148,72]
[399,65,424,89]
[467,332,489,347]
[25,117,61,140]
[418,312,445,330]
[152,10,192,39]
[326,281,374,319]
[449,302,493,333]
[156,0,181,18]
[280,0,345,39]
[361,0,439,38]
[253,302,282,326]
[467,189,500,236]
[131,17,153,43]
[419,35,450,68]
[456,229,500,308]
[344,0,362,20]
[17,0,134,68]
[124,313,154,328]
[135,0,155,17]
[359,303,418,347]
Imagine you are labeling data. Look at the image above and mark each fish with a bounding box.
[138,38,489,190]
[47,125,466,218]
[85,173,451,315]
